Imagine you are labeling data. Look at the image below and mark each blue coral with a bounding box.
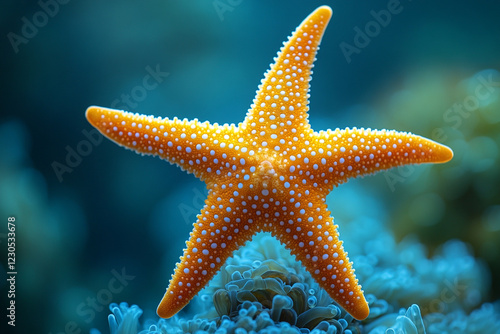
[91,226,500,333]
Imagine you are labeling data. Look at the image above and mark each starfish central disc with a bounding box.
[255,160,278,189]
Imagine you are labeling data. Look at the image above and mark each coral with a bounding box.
[425,302,500,334]
[91,230,499,334]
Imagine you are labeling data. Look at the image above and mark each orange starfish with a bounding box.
[86,6,452,320]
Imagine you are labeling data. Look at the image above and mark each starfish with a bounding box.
[86,6,453,321]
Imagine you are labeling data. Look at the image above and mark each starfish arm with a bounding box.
[270,198,369,320]
[242,6,332,149]
[157,193,257,318]
[86,106,243,181]
[308,128,453,188]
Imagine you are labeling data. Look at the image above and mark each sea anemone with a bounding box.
[91,228,499,333]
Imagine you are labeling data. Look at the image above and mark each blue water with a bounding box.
[1,1,499,332]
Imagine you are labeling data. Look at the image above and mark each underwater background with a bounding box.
[1,0,500,332]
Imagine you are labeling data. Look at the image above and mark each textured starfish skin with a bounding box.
[86,6,453,321]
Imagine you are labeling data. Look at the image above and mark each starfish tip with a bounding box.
[156,296,176,319]
[351,299,370,320]
[309,5,332,24]
[85,106,102,126]
[436,142,454,163]
[316,5,333,16]
[442,144,454,163]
